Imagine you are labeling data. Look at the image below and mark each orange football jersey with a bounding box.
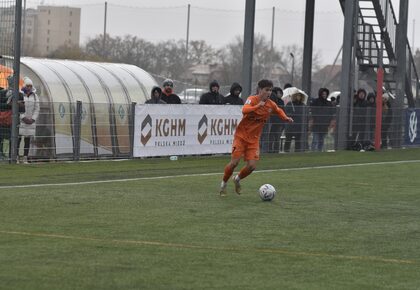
[234,95,289,144]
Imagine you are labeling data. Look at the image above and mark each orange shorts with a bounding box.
[232,136,260,161]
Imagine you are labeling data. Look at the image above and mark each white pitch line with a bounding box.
[0,230,416,265]
[0,159,419,189]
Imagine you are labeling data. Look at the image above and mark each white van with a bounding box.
[178,88,205,104]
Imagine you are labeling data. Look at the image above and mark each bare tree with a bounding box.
[188,40,219,65]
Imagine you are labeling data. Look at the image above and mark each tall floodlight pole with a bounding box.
[337,0,356,150]
[11,0,23,163]
[271,6,275,51]
[103,1,107,59]
[186,4,191,60]
[302,0,315,96]
[242,0,256,98]
[290,53,295,85]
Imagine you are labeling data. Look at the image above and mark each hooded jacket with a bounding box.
[146,87,167,104]
[310,88,333,133]
[224,82,244,105]
[199,81,225,105]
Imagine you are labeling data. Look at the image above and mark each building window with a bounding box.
[69,31,72,36]
[27,28,32,34]
[70,11,72,16]
[47,38,49,43]
[48,20,50,25]
[48,10,50,15]
[46,46,49,51]
[47,30,50,35]
[69,22,72,27]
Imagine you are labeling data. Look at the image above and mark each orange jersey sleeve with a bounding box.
[234,96,289,143]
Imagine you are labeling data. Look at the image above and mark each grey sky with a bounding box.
[27,0,419,65]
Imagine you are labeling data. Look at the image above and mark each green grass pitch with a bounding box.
[1,149,420,289]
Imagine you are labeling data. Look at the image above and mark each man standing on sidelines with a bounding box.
[161,79,181,104]
[220,79,293,196]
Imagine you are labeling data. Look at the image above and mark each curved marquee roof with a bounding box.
[20,57,157,105]
[18,58,157,157]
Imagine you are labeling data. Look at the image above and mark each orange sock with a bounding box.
[223,164,234,183]
[238,166,253,180]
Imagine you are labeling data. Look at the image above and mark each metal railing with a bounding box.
[0,101,416,163]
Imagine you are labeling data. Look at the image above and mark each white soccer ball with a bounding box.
[259,184,276,201]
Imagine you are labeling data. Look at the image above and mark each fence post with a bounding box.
[129,102,136,158]
[10,0,23,164]
[73,101,82,161]
[303,105,309,151]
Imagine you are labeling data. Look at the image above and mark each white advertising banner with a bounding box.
[133,104,242,157]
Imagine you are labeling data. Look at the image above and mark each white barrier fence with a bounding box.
[133,104,242,157]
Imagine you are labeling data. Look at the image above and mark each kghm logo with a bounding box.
[409,111,417,143]
[59,103,65,118]
[118,105,125,120]
[198,115,208,144]
[141,114,152,146]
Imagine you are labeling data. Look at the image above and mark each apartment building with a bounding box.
[1,5,80,57]
[32,6,80,56]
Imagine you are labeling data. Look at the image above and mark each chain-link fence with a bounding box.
[0,97,415,163]
[1,0,19,162]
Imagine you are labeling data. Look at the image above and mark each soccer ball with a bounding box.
[259,184,276,201]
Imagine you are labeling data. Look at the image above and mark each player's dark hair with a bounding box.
[257,79,273,89]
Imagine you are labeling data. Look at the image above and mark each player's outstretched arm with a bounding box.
[274,103,293,122]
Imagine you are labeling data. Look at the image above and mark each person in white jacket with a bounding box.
[17,77,40,164]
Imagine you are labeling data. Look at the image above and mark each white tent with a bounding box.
[19,57,157,158]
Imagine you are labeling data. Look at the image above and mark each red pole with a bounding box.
[375,67,384,151]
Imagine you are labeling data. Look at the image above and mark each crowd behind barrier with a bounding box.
[1,104,420,161]
[0,79,418,163]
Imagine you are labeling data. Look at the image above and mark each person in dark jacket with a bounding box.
[284,92,306,152]
[261,87,285,153]
[365,92,376,143]
[310,88,333,151]
[381,93,393,148]
[348,88,368,149]
[146,86,166,104]
[224,82,243,105]
[161,79,181,104]
[199,80,224,105]
[0,86,11,159]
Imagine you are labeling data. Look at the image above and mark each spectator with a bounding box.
[146,86,166,104]
[17,77,40,164]
[161,79,181,104]
[224,82,243,105]
[261,87,285,153]
[310,88,333,151]
[348,88,368,149]
[0,85,11,159]
[366,92,376,143]
[199,80,225,105]
[381,93,393,148]
[0,75,23,160]
[284,92,306,152]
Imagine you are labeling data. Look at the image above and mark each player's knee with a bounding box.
[229,160,239,168]
[247,164,256,171]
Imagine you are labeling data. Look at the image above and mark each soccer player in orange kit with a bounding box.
[220,79,294,196]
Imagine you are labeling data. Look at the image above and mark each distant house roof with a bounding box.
[313,65,342,84]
